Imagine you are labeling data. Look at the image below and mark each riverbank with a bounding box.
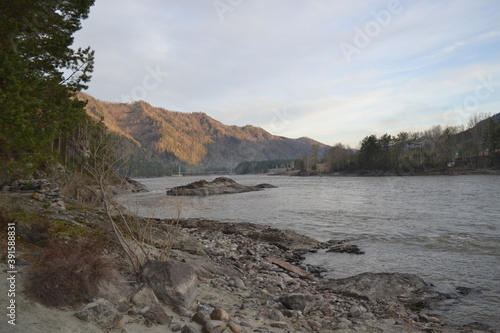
[270,166,500,177]
[1,187,499,333]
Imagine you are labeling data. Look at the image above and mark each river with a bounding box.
[118,174,500,328]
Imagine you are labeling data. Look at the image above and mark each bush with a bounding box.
[25,240,117,308]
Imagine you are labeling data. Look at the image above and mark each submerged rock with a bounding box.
[325,272,447,310]
[326,244,365,255]
[166,177,276,196]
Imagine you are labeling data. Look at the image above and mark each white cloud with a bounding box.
[74,0,500,146]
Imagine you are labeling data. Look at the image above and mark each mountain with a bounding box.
[78,93,328,174]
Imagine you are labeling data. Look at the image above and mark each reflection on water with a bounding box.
[118,175,500,328]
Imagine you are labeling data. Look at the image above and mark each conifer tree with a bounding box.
[0,0,95,168]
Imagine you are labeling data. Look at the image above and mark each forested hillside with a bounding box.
[80,93,328,175]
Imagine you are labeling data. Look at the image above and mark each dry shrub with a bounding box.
[58,171,104,206]
[25,239,118,308]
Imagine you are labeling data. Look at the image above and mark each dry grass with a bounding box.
[25,239,118,308]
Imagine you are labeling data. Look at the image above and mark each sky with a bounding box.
[73,0,500,147]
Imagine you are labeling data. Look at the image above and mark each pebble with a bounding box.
[192,310,211,325]
[349,306,363,317]
[170,322,182,332]
[228,321,243,333]
[270,321,288,329]
[210,308,230,321]
[234,278,245,289]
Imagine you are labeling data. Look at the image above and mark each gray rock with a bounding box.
[166,177,276,196]
[115,302,129,313]
[360,312,375,320]
[131,285,160,308]
[234,278,246,289]
[262,308,285,322]
[308,320,322,331]
[178,219,320,251]
[349,306,364,317]
[75,298,123,330]
[278,294,316,314]
[202,320,227,333]
[170,230,208,256]
[326,244,364,255]
[171,322,183,332]
[141,260,197,312]
[325,272,445,310]
[228,321,243,333]
[270,322,288,329]
[182,323,203,333]
[192,310,212,325]
[210,308,231,321]
[140,304,172,325]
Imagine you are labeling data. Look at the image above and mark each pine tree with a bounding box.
[0,0,95,170]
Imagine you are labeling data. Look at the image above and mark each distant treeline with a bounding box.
[296,113,500,174]
[235,159,295,174]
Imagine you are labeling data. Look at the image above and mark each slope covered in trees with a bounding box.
[80,93,328,174]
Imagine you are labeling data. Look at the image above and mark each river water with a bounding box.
[118,174,500,328]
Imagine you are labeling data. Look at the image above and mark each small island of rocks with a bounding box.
[166,177,276,196]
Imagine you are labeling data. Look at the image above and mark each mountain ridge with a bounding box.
[78,93,328,173]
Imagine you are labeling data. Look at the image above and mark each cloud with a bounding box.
[74,0,500,147]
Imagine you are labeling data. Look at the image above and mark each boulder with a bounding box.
[141,260,197,312]
[75,298,123,330]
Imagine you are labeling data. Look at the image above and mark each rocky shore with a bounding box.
[1,188,498,333]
